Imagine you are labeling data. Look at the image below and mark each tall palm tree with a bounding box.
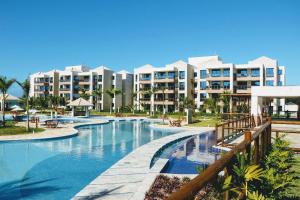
[146,87,158,116]
[92,88,103,111]
[0,76,16,127]
[179,97,194,118]
[105,88,122,114]
[131,92,138,114]
[79,87,90,100]
[16,79,30,131]
[203,98,217,114]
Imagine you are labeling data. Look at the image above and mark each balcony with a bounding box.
[60,88,71,92]
[60,79,71,83]
[237,74,260,81]
[139,98,151,104]
[154,86,176,93]
[153,98,175,105]
[236,85,251,93]
[206,74,230,81]
[205,85,231,93]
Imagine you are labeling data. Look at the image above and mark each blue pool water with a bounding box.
[154,131,222,174]
[0,120,179,200]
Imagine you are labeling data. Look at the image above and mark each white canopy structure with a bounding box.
[11,106,24,112]
[251,86,300,118]
[67,98,93,117]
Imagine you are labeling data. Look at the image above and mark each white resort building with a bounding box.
[29,55,286,113]
[29,65,132,111]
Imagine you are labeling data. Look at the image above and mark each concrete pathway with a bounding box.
[73,127,214,200]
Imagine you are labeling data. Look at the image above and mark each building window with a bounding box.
[200,81,206,90]
[179,71,185,79]
[98,75,102,82]
[211,69,221,77]
[140,74,151,81]
[179,82,185,90]
[266,68,274,77]
[168,72,176,79]
[211,81,221,89]
[179,93,185,100]
[251,69,260,77]
[194,72,197,77]
[266,80,274,86]
[251,81,260,86]
[278,69,283,75]
[278,81,283,86]
[223,69,230,77]
[194,82,197,88]
[200,93,206,100]
[200,70,207,79]
[223,81,230,89]
[237,69,248,77]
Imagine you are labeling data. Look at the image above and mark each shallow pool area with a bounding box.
[153,131,222,174]
[0,120,179,200]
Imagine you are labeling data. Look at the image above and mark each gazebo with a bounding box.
[67,98,93,117]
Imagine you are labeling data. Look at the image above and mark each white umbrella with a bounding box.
[29,109,38,114]
[10,105,20,109]
[11,107,24,112]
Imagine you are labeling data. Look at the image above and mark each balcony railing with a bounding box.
[60,88,71,91]
[237,85,249,90]
[60,79,71,82]
[140,77,151,81]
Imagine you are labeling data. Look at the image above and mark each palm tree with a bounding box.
[131,92,138,114]
[0,76,16,127]
[92,88,103,111]
[203,98,217,113]
[79,87,90,100]
[146,87,158,116]
[16,79,30,131]
[220,91,231,113]
[105,88,122,114]
[179,97,194,119]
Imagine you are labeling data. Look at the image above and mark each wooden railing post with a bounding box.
[254,136,260,163]
[222,124,225,146]
[244,130,252,162]
[215,124,219,146]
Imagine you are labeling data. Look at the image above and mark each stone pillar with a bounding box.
[186,108,193,124]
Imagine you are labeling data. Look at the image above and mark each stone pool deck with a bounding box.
[0,119,109,142]
[73,127,214,200]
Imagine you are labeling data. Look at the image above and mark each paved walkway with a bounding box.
[73,127,214,200]
[0,119,108,142]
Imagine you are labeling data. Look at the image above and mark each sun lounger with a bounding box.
[169,119,182,127]
[45,120,59,128]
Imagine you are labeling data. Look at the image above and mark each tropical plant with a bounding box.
[105,88,122,114]
[131,92,138,114]
[0,76,16,127]
[16,79,30,131]
[220,91,231,113]
[92,88,103,111]
[79,87,90,100]
[178,96,194,118]
[146,87,158,116]
[203,98,218,114]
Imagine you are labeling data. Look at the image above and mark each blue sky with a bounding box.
[0,0,299,96]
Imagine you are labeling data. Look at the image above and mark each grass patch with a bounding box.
[0,122,45,136]
[188,116,220,127]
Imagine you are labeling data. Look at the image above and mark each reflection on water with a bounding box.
[0,120,178,200]
[160,131,222,174]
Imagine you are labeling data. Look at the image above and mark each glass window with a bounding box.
[194,72,197,77]
[223,69,230,77]
[200,93,206,100]
[194,82,197,88]
[251,69,260,77]
[140,74,151,80]
[278,69,283,75]
[266,80,274,86]
[179,71,185,79]
[266,68,274,77]
[200,81,206,90]
[251,81,260,86]
[211,81,221,89]
[237,69,248,77]
[223,81,230,89]
[168,72,176,79]
[200,70,207,79]
[278,81,283,86]
[179,82,185,90]
[211,69,221,77]
[98,75,102,82]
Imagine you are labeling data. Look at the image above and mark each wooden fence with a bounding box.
[167,118,272,200]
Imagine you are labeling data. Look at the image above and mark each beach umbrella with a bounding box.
[10,105,20,109]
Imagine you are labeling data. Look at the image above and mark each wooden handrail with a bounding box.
[167,119,272,200]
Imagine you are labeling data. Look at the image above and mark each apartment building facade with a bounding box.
[30,65,130,111]
[134,55,286,113]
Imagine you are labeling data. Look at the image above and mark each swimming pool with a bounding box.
[153,131,222,174]
[0,120,179,200]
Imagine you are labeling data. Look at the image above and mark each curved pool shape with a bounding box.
[155,131,222,174]
[0,120,179,200]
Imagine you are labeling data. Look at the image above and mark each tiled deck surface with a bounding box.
[0,119,109,142]
[73,127,214,200]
